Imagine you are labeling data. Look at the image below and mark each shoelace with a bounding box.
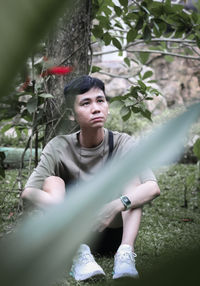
[75,252,95,264]
[115,251,137,264]
[70,252,95,276]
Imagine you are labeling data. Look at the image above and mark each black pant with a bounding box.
[89,227,123,256]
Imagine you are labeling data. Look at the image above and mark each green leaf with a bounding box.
[127,29,137,43]
[91,65,102,73]
[124,98,134,107]
[135,17,144,30]
[27,96,38,114]
[0,124,13,134]
[122,109,131,121]
[112,37,122,50]
[138,80,147,91]
[141,108,152,121]
[142,70,153,80]
[193,138,200,160]
[132,106,142,113]
[124,57,131,67]
[96,15,111,29]
[130,86,139,98]
[119,0,128,7]
[102,32,112,45]
[92,25,103,39]
[114,21,123,29]
[38,93,54,99]
[192,11,198,23]
[154,19,167,34]
[143,24,151,41]
[153,21,161,37]
[101,5,112,17]
[114,5,122,17]
[120,106,130,117]
[110,100,123,108]
[139,52,150,64]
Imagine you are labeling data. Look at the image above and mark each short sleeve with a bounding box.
[139,168,157,183]
[113,132,157,184]
[24,140,56,190]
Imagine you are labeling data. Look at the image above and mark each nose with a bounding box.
[91,102,100,114]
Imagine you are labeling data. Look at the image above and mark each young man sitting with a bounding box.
[22,75,160,281]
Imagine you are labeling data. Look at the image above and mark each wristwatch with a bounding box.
[120,195,131,211]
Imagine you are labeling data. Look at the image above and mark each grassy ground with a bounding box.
[0,163,200,285]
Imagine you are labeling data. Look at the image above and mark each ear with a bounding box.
[68,110,76,121]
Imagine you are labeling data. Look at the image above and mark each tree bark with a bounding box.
[44,0,92,144]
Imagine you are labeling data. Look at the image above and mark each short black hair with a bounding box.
[64,75,105,108]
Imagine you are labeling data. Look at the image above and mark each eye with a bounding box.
[97,98,105,103]
[81,101,89,106]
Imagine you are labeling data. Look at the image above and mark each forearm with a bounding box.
[123,181,160,209]
[112,181,160,212]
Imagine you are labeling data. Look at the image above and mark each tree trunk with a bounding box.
[44,0,92,144]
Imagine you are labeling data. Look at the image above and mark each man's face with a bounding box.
[74,87,109,130]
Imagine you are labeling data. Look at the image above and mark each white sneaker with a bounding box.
[113,244,139,279]
[70,244,105,281]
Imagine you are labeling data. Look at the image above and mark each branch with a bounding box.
[92,48,126,56]
[191,47,200,57]
[126,48,200,61]
[126,38,196,47]
[98,70,140,79]
[59,42,86,65]
[93,47,200,61]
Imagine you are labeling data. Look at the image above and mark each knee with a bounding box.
[43,176,65,190]
[152,181,160,197]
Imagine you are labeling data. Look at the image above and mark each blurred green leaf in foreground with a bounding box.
[0,102,200,286]
[0,0,73,97]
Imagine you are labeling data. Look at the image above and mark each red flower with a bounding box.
[18,77,31,92]
[41,66,73,77]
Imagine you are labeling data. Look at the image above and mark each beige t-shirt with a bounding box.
[25,129,156,190]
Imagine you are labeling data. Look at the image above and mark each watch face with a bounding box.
[123,197,130,204]
[121,196,131,210]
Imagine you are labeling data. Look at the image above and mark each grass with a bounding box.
[0,163,200,285]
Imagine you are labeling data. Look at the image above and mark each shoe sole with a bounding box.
[73,271,105,281]
[113,273,139,279]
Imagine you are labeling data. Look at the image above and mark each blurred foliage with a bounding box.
[1,164,200,285]
[0,103,200,286]
[0,0,74,98]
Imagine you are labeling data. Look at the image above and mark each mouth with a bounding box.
[91,117,104,122]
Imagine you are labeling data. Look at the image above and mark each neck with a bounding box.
[79,128,105,148]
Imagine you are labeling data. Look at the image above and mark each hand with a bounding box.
[95,199,123,232]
